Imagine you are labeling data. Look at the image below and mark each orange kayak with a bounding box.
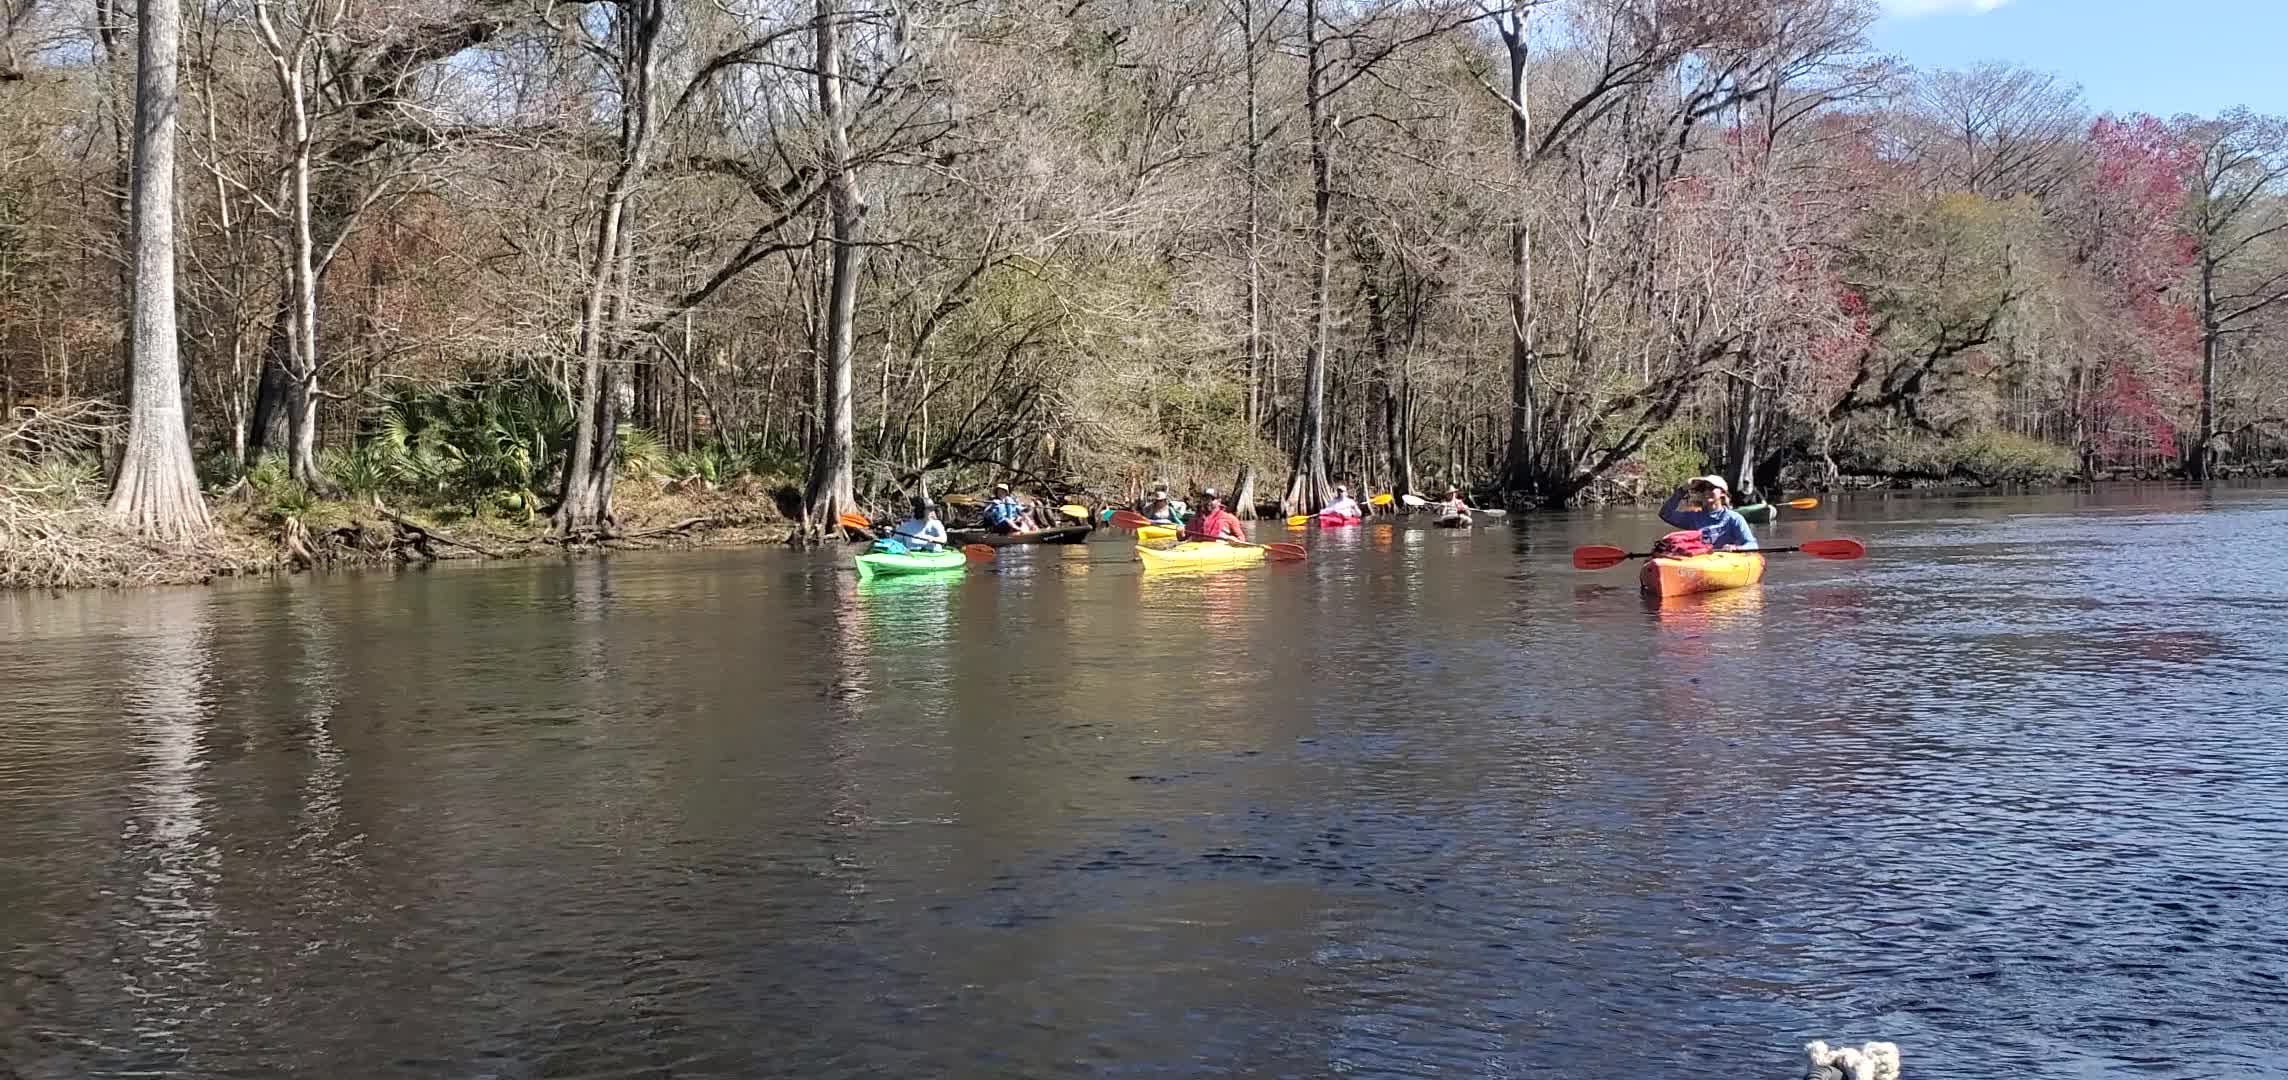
[1639,552,1765,597]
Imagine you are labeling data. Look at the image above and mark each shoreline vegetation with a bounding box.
[4,1,2283,591]
[5,394,2273,591]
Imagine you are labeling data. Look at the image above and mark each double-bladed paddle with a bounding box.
[1571,538,1865,571]
[1399,493,1507,518]
[838,512,995,562]
[1109,509,1306,561]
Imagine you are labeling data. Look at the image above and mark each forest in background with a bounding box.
[3,0,2286,569]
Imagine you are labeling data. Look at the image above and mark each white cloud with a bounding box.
[1882,0,2013,16]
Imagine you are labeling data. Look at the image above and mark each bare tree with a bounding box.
[1280,0,1477,516]
[108,0,213,539]
[1901,61,2084,200]
[803,0,862,532]
[2184,112,2288,480]
[556,0,666,536]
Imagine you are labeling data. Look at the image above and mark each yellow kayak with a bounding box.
[1135,540,1266,572]
[1640,551,1766,597]
[1136,524,1180,544]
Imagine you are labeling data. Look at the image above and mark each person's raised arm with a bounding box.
[1658,486,1693,529]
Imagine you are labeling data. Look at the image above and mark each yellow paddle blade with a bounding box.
[1059,503,1091,521]
[1286,514,1311,527]
[1369,493,1395,506]
[1787,497,1821,510]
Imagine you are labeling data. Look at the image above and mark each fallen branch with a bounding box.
[612,516,713,541]
[375,504,509,558]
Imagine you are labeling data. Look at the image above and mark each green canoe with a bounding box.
[1738,502,1777,525]
[853,547,968,581]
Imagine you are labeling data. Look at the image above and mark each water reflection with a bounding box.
[5,487,2288,1077]
[114,588,218,1055]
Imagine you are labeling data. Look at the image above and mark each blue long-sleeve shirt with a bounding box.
[1660,492,1759,550]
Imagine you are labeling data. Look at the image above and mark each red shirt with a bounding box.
[1184,508,1244,542]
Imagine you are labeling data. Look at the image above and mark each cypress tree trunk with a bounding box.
[803,0,863,532]
[107,0,212,541]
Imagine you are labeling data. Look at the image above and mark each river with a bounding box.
[4,484,2285,1078]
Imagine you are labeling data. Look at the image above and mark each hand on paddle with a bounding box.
[1571,538,1865,570]
[1110,509,1305,561]
[1398,493,1506,518]
[837,512,995,562]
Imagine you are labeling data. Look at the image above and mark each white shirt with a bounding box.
[893,517,947,546]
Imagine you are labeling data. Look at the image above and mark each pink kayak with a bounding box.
[1317,512,1363,527]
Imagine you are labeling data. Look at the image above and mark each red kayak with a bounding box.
[1317,512,1363,527]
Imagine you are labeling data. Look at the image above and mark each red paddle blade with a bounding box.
[1110,509,1151,530]
[963,544,996,562]
[1572,545,1630,570]
[1262,543,1307,561]
[1800,538,1865,560]
[836,512,872,531]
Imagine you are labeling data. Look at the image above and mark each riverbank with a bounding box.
[0,481,799,591]
[11,465,2277,592]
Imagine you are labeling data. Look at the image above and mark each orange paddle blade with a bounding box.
[836,512,872,531]
[1786,497,1821,510]
[1572,545,1632,570]
[963,544,996,562]
[1110,509,1152,530]
[1262,543,1307,561]
[1799,538,1864,560]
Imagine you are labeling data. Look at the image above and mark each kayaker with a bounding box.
[1660,475,1758,551]
[1183,488,1249,544]
[1439,485,1473,517]
[1319,484,1362,520]
[1137,485,1183,525]
[891,496,948,551]
[982,482,1038,535]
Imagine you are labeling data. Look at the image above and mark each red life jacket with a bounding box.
[1652,529,1711,558]
[1184,508,1242,542]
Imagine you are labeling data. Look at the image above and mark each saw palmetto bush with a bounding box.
[368,378,570,515]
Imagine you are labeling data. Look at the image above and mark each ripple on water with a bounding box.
[5,489,2288,1077]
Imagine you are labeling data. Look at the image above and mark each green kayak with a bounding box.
[1738,502,1777,525]
[853,547,968,581]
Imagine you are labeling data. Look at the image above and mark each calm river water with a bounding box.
[4,485,2287,1078]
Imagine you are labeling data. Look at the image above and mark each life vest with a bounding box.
[1651,530,1711,558]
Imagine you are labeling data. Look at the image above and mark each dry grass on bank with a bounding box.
[0,489,276,590]
[4,421,802,590]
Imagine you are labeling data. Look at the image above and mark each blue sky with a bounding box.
[1869,0,2288,119]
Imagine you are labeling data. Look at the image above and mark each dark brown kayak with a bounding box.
[945,524,1094,547]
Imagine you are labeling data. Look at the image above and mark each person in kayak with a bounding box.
[1137,485,1184,525]
[1319,484,1362,519]
[891,496,949,551]
[1183,489,1249,544]
[982,482,1039,535]
[1660,475,1758,551]
[1439,485,1473,518]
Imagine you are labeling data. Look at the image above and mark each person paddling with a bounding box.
[1137,485,1183,526]
[1439,485,1473,519]
[1319,483,1362,520]
[982,482,1038,535]
[1183,489,1248,544]
[891,496,948,552]
[1660,475,1758,551]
